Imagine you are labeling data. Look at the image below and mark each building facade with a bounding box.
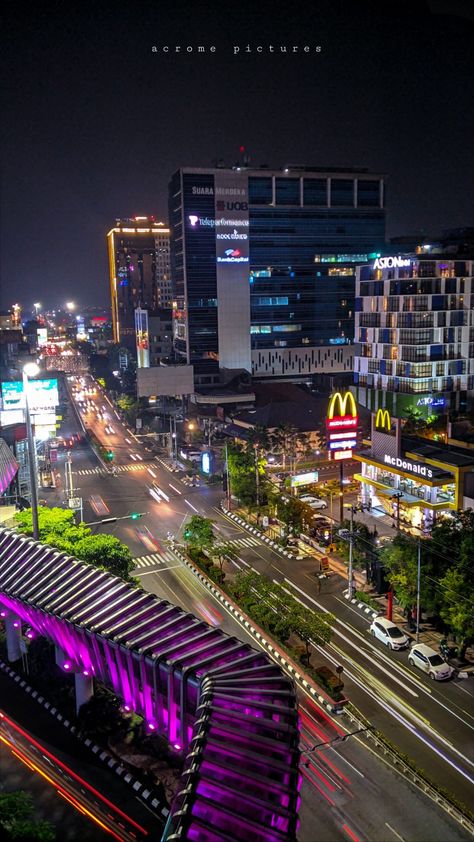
[354,409,474,534]
[353,256,474,417]
[107,217,171,351]
[169,166,385,387]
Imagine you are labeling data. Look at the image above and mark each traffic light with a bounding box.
[105,450,114,462]
[184,528,191,540]
[130,512,142,520]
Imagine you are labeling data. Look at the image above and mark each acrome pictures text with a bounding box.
[153,45,323,55]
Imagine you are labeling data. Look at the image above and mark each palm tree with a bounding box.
[271,423,299,470]
[246,425,270,507]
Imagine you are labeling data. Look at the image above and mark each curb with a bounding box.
[169,545,340,715]
[342,590,380,619]
[220,503,295,559]
[0,659,170,820]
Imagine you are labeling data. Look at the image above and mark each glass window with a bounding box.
[303,178,327,206]
[248,177,272,205]
[275,178,300,205]
[357,179,380,207]
[331,179,354,207]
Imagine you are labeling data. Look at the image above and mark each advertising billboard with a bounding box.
[1,379,59,411]
[37,327,48,347]
[290,471,319,488]
[135,307,150,368]
[326,391,358,459]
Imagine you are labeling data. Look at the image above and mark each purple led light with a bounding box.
[173,743,181,750]
[63,662,71,671]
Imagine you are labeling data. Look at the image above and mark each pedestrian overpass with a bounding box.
[0,528,300,842]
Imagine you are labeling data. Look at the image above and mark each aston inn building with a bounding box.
[353,255,474,417]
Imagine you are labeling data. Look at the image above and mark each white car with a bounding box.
[300,495,328,510]
[369,617,409,650]
[408,643,454,680]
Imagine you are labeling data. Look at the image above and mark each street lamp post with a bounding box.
[23,363,40,541]
[416,540,422,643]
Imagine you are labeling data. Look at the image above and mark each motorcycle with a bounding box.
[439,639,458,661]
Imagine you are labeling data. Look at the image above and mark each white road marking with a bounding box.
[184,498,199,513]
[385,824,405,842]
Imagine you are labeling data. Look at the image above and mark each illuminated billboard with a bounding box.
[290,471,319,488]
[37,327,48,347]
[1,379,59,411]
[326,391,358,459]
[135,307,150,368]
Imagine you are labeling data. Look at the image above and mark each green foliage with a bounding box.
[15,507,135,581]
[380,511,474,653]
[228,572,333,653]
[116,393,140,424]
[14,506,75,539]
[74,534,135,580]
[77,687,126,739]
[0,791,55,841]
[183,515,215,550]
[335,518,377,570]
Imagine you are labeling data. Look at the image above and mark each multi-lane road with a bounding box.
[41,373,473,841]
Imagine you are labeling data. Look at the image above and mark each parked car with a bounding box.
[408,643,454,680]
[300,495,328,510]
[369,617,409,650]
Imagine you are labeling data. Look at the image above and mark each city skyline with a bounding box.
[1,0,474,308]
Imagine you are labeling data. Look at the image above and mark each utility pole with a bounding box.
[255,444,260,508]
[23,363,40,541]
[416,539,421,643]
[225,442,231,510]
[348,504,356,598]
[339,459,344,522]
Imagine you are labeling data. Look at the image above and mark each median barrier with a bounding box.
[170,543,346,716]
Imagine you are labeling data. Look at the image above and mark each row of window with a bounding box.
[248,177,382,207]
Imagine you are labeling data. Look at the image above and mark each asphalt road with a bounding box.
[0,672,161,840]
[33,373,469,841]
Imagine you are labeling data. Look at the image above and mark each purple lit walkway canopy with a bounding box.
[0,439,18,495]
[0,528,300,842]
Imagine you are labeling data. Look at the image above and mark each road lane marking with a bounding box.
[184,498,199,513]
[385,823,405,842]
[168,483,182,495]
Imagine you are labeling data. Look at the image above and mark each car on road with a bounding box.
[408,642,454,680]
[369,617,409,650]
[299,495,328,510]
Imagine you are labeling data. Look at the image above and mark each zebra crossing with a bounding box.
[216,535,261,550]
[74,463,146,476]
[133,550,178,571]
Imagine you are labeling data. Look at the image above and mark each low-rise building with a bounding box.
[354,408,474,534]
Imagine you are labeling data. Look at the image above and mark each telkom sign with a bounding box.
[373,256,411,269]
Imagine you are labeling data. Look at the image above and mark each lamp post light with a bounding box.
[23,362,40,541]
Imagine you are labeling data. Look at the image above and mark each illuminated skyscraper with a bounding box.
[169,165,385,387]
[107,217,171,350]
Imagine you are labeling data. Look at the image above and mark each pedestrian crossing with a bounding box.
[74,463,146,476]
[216,535,261,550]
[133,550,177,570]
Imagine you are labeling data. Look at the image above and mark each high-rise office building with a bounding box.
[169,166,385,387]
[107,217,171,350]
[353,254,474,416]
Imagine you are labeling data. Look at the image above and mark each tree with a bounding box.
[246,426,270,508]
[183,515,215,550]
[74,534,135,580]
[438,567,474,659]
[292,608,333,664]
[0,792,55,841]
[227,443,260,508]
[210,542,237,574]
[403,408,428,435]
[14,506,76,540]
[271,424,299,470]
[116,393,140,425]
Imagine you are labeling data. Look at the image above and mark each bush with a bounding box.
[355,590,381,612]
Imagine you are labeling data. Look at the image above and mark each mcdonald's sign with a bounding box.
[326,391,358,459]
[375,408,391,432]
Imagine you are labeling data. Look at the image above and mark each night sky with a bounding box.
[1,0,473,310]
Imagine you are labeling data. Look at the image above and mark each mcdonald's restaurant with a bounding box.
[353,409,474,534]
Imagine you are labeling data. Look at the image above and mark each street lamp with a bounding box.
[65,301,76,311]
[33,302,41,316]
[23,362,40,541]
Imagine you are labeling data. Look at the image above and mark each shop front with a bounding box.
[352,410,472,535]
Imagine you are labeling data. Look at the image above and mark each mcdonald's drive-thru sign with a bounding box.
[326,391,358,459]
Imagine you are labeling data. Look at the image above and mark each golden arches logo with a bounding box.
[375,408,391,432]
[327,391,357,420]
